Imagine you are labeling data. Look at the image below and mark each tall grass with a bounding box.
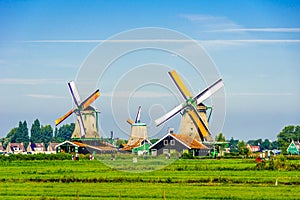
[0,158,299,199]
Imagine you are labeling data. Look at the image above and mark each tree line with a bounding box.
[215,125,300,155]
[1,119,299,155]
[0,119,75,148]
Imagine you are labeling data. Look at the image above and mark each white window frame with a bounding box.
[170,140,175,146]
[163,140,168,146]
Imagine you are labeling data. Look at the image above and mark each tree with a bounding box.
[41,125,53,146]
[30,119,41,143]
[54,123,75,142]
[247,139,262,146]
[238,140,249,156]
[229,137,239,153]
[277,125,300,153]
[215,132,226,142]
[271,140,278,149]
[115,139,126,148]
[260,139,271,150]
[1,127,18,148]
[16,121,29,146]
[215,133,227,156]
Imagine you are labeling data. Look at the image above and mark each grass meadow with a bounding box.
[0,156,299,199]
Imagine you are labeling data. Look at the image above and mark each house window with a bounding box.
[151,149,157,157]
[170,149,176,154]
[170,140,175,146]
[163,140,168,145]
[163,149,169,154]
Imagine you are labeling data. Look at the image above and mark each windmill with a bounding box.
[126,106,149,146]
[55,81,101,139]
[155,70,224,142]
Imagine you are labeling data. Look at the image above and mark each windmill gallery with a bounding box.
[52,70,224,157]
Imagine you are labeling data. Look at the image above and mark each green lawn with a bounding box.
[0,158,299,199]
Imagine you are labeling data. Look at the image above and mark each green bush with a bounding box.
[255,155,300,171]
[0,153,72,161]
[181,152,194,159]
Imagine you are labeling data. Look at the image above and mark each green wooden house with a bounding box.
[286,140,299,155]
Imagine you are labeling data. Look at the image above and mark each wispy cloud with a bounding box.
[26,94,66,99]
[229,92,294,97]
[102,91,174,98]
[180,14,242,30]
[21,39,300,45]
[0,78,64,85]
[208,28,300,33]
[201,39,300,45]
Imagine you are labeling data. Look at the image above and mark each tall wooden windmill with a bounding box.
[55,81,101,139]
[155,70,224,142]
[126,106,149,146]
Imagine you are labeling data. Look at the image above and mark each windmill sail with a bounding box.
[55,81,101,139]
[135,106,142,123]
[155,70,223,141]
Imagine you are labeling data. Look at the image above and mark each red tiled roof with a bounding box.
[72,141,116,151]
[171,134,208,149]
[122,138,144,151]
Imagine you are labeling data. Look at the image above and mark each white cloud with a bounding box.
[0,78,64,85]
[229,92,294,96]
[20,39,300,45]
[180,14,242,30]
[26,94,66,99]
[208,28,300,33]
[102,91,174,98]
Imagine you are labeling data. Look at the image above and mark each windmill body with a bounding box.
[71,106,100,139]
[55,81,101,139]
[155,70,223,142]
[126,106,149,147]
[179,104,213,141]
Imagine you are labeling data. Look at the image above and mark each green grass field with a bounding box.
[0,157,299,199]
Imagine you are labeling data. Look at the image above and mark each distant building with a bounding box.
[246,144,260,152]
[26,142,45,154]
[287,140,299,155]
[0,142,5,153]
[55,140,116,154]
[149,133,209,157]
[122,138,151,154]
[6,142,26,154]
[47,142,60,154]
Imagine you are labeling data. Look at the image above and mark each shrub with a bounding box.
[181,152,193,159]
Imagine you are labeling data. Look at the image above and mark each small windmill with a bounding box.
[155,70,224,142]
[126,106,149,146]
[55,81,101,139]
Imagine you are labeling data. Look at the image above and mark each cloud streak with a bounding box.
[26,94,66,99]
[229,92,294,97]
[180,14,242,30]
[0,78,64,85]
[102,91,174,98]
[208,28,300,33]
[21,39,300,44]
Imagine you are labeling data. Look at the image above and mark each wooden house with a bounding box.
[6,142,26,154]
[26,142,45,154]
[121,138,151,154]
[246,144,260,153]
[0,142,5,154]
[47,142,60,154]
[55,140,116,154]
[287,140,299,155]
[149,133,209,157]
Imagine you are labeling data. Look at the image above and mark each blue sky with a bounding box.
[0,0,299,141]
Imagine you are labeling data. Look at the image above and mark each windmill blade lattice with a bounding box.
[155,70,223,141]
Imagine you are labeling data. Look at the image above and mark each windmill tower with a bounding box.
[155,70,224,142]
[126,106,149,146]
[71,106,100,139]
[55,81,101,139]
